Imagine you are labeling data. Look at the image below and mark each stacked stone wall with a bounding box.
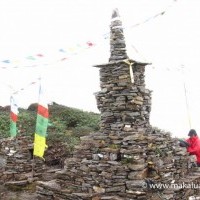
[0,136,45,187]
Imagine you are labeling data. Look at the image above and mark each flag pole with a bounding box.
[181,65,192,129]
[32,77,41,178]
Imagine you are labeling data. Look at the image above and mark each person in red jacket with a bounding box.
[186,129,200,166]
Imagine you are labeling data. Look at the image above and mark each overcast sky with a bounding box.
[0,0,200,137]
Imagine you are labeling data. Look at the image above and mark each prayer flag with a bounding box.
[33,80,48,159]
[10,95,19,137]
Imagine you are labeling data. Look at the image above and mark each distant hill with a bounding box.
[0,102,100,147]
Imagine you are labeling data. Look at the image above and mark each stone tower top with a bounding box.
[111,8,120,19]
[109,8,128,62]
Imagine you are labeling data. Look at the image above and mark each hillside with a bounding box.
[0,102,100,149]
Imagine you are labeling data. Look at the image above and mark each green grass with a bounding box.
[0,103,100,152]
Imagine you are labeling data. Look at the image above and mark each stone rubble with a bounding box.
[0,136,67,190]
[0,136,45,187]
[35,8,200,200]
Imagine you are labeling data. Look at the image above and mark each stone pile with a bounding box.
[109,8,128,62]
[0,136,45,188]
[36,8,200,200]
[37,127,199,200]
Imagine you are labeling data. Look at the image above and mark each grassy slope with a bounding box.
[0,103,100,147]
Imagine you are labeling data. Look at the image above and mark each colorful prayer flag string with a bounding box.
[2,60,10,64]
[36,54,44,57]
[0,41,96,70]
[0,0,177,70]
[12,77,40,95]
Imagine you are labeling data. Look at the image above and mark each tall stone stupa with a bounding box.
[95,8,151,134]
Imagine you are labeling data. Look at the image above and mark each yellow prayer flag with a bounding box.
[33,133,47,159]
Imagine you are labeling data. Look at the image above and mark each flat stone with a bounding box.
[106,185,126,192]
[128,164,146,171]
[128,169,147,179]
[37,180,61,190]
[126,180,146,189]
[5,180,28,186]
[93,186,105,193]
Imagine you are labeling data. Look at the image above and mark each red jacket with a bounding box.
[186,136,200,163]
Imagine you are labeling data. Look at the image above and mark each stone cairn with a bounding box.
[0,136,45,188]
[36,9,200,200]
[0,135,69,191]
